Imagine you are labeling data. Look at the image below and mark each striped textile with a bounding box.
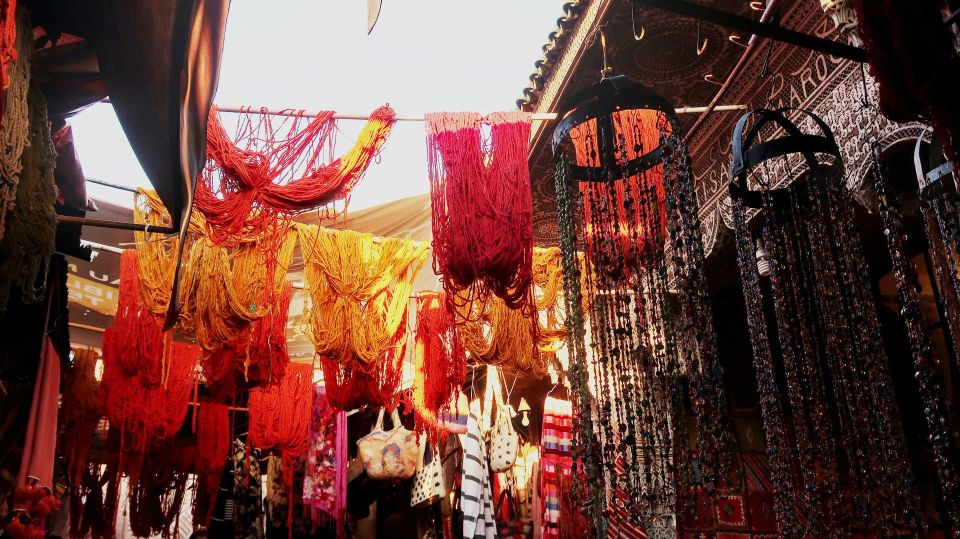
[541,397,573,539]
[606,455,652,539]
[541,397,572,458]
[460,413,496,539]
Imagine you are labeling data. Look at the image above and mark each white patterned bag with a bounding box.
[487,393,519,473]
[410,436,446,507]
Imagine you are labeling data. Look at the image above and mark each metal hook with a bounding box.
[704,74,723,86]
[729,34,749,48]
[598,29,614,78]
[629,0,645,40]
[750,1,766,10]
[696,19,708,56]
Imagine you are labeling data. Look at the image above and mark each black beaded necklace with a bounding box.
[907,132,960,533]
[552,77,733,535]
[729,108,920,536]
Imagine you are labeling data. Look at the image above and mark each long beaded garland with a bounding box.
[915,133,960,370]
[729,108,919,535]
[552,78,732,534]
[874,153,960,533]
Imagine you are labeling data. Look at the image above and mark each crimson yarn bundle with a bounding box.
[101,250,200,452]
[195,105,397,246]
[318,326,406,413]
[106,250,165,382]
[196,403,231,473]
[426,111,534,313]
[411,292,465,443]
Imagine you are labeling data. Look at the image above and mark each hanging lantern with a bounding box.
[552,76,732,536]
[554,78,671,273]
[728,107,920,536]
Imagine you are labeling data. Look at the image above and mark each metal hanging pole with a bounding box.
[212,104,748,120]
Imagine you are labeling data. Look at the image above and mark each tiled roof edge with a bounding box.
[516,1,588,111]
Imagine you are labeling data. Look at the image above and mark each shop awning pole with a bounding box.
[56,215,177,234]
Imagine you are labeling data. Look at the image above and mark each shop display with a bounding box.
[8,4,960,537]
[729,108,920,535]
[552,77,731,534]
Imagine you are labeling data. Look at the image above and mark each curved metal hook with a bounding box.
[629,0,645,40]
[696,19,708,55]
[729,34,749,48]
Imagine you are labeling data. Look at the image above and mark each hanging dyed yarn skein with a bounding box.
[426,111,535,314]
[456,247,573,377]
[728,108,920,536]
[196,104,396,246]
[133,188,297,352]
[249,360,313,533]
[411,291,465,442]
[101,250,200,453]
[552,76,732,535]
[298,225,428,411]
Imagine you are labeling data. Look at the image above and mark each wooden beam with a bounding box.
[633,0,867,63]
[56,215,176,234]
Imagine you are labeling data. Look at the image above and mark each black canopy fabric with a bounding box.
[91,0,230,231]
[32,0,229,230]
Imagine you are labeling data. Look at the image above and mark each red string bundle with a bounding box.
[193,402,230,528]
[60,348,101,494]
[107,250,165,382]
[411,292,464,443]
[0,0,15,91]
[854,0,960,166]
[249,361,313,497]
[195,105,397,246]
[575,109,667,270]
[319,326,406,413]
[128,455,188,539]
[196,403,231,473]
[426,111,534,313]
[101,250,199,452]
[201,281,293,396]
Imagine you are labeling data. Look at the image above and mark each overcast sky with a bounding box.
[72,0,560,209]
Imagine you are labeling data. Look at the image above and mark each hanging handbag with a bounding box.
[357,409,418,480]
[487,382,519,473]
[495,489,532,539]
[411,435,446,507]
